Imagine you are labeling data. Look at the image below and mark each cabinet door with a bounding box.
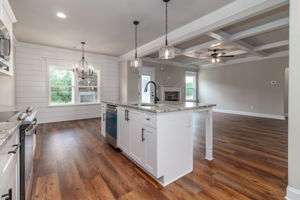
[0,155,18,200]
[130,112,145,165]
[118,109,130,153]
[144,127,157,177]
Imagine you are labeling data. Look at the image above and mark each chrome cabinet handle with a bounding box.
[8,143,20,154]
[103,113,105,121]
[142,128,145,142]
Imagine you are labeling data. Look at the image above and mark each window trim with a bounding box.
[48,65,101,106]
[185,71,197,102]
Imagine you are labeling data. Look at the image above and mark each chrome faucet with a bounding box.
[144,81,159,104]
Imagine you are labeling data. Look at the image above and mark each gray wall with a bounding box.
[198,57,288,116]
[124,60,199,103]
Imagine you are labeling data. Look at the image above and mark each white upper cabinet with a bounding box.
[0,0,17,76]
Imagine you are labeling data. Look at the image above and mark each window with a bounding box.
[49,67,100,105]
[78,73,98,103]
[50,68,74,105]
[185,71,197,101]
[141,75,151,103]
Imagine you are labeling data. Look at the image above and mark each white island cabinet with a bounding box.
[102,100,216,186]
[117,106,195,186]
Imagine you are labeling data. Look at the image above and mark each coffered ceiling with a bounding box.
[143,3,289,69]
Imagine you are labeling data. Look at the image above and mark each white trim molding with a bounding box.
[286,186,300,200]
[213,108,285,120]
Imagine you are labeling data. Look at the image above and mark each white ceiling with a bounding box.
[9,0,234,56]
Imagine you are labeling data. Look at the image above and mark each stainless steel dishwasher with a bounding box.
[105,104,117,148]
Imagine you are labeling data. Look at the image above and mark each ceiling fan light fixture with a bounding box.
[159,0,175,60]
[130,21,142,68]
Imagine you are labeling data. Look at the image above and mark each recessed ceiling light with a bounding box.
[56,12,67,19]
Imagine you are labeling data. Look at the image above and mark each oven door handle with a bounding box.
[25,119,38,135]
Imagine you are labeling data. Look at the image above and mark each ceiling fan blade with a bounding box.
[219,55,235,58]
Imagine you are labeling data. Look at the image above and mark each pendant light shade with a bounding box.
[159,0,175,60]
[130,21,142,68]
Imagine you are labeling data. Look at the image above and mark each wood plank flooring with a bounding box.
[31,113,288,200]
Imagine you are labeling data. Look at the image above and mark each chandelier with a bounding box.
[73,42,94,79]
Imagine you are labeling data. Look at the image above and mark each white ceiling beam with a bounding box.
[226,50,248,56]
[183,40,222,55]
[206,31,267,57]
[120,0,288,60]
[230,17,289,41]
[253,40,289,51]
[200,50,288,69]
[142,57,197,69]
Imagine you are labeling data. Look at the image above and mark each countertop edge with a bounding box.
[101,101,216,113]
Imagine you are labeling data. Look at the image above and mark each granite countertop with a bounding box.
[102,100,216,113]
[0,121,21,151]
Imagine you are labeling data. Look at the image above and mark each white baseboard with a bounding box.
[213,108,286,120]
[286,186,300,200]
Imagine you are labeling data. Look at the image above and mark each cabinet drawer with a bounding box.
[0,131,19,176]
[143,114,156,129]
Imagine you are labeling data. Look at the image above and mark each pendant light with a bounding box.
[159,0,175,60]
[73,42,94,80]
[130,21,142,68]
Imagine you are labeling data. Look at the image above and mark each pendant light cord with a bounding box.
[135,24,138,59]
[81,42,85,59]
[165,0,168,46]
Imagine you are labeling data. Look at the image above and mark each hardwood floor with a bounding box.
[31,113,288,200]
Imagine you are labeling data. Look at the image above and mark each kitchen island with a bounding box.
[101,101,216,186]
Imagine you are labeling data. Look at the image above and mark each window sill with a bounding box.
[47,103,101,108]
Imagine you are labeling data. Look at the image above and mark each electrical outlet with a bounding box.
[250,106,255,110]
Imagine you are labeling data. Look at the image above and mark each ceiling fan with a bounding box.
[208,49,234,63]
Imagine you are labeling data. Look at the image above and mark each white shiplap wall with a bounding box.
[15,42,119,124]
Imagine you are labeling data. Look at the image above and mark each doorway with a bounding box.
[141,67,155,104]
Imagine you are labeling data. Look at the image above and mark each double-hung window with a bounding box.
[49,66,100,105]
[185,71,197,102]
